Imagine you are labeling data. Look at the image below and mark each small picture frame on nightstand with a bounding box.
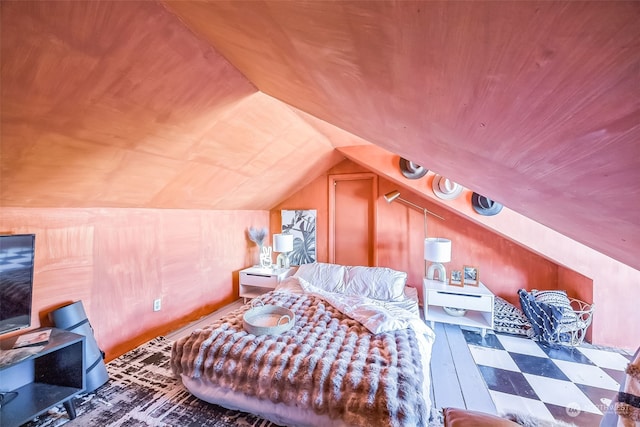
[449,269,463,286]
[463,265,479,286]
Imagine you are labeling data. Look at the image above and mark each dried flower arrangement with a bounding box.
[248,226,268,247]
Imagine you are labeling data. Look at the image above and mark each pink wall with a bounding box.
[340,145,640,351]
[270,157,640,350]
[2,164,632,361]
[376,178,559,306]
[0,207,268,360]
[271,159,559,307]
[558,266,594,342]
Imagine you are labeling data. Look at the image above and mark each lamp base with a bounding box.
[427,263,447,282]
[276,253,290,269]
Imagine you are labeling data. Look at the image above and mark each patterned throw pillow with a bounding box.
[518,289,564,342]
[532,290,578,327]
[494,296,530,336]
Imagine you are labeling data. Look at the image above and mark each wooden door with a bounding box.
[329,173,377,266]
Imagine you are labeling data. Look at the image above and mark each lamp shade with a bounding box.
[424,238,451,263]
[273,233,294,252]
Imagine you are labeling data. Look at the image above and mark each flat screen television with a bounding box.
[0,234,36,336]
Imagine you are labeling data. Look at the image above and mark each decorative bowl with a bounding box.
[243,302,295,336]
[443,306,467,317]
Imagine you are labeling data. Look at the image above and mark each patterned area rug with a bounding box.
[26,336,445,427]
[26,337,278,427]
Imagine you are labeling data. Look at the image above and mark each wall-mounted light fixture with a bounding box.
[384,190,444,236]
[384,190,448,280]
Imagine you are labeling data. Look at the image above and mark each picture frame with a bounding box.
[281,209,317,265]
[463,265,479,286]
[449,269,463,286]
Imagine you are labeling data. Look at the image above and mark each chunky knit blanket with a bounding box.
[171,290,429,427]
[616,350,640,425]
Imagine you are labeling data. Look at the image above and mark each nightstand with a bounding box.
[239,266,294,303]
[423,278,495,337]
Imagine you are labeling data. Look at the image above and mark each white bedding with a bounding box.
[178,276,434,427]
[279,276,425,334]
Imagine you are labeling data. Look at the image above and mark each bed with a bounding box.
[171,262,436,427]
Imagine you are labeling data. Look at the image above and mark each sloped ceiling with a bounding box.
[0,1,353,210]
[1,1,639,270]
[163,0,640,270]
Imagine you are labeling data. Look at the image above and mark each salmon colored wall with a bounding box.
[0,207,268,360]
[558,266,594,342]
[557,267,593,306]
[271,159,559,306]
[269,160,372,260]
[376,178,559,306]
[272,156,640,350]
[341,145,640,351]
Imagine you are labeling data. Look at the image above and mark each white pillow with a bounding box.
[293,262,347,293]
[345,266,407,301]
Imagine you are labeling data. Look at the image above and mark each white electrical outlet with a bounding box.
[153,298,161,312]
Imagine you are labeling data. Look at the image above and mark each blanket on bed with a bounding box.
[171,290,429,427]
[616,350,640,425]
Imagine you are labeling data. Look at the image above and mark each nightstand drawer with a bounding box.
[428,291,492,312]
[240,272,278,288]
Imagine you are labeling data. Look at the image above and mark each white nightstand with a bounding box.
[239,266,294,303]
[423,278,495,337]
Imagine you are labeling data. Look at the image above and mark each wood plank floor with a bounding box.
[429,322,496,414]
[166,299,244,340]
[166,298,495,414]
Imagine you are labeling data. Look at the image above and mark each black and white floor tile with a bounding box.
[463,330,632,426]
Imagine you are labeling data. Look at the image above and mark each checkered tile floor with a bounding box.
[462,329,632,426]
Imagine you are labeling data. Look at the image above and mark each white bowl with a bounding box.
[243,304,295,336]
[443,306,467,317]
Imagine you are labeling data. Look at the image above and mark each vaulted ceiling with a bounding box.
[1,1,638,270]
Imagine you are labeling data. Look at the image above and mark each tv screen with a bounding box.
[0,234,35,336]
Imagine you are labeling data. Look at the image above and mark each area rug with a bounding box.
[25,337,279,427]
[26,336,445,427]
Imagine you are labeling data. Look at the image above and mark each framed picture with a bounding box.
[281,209,317,265]
[449,269,463,286]
[463,265,479,286]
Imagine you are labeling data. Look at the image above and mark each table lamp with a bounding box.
[273,233,294,268]
[424,238,451,282]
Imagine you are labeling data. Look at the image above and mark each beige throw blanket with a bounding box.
[171,290,429,427]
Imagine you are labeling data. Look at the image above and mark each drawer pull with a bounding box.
[436,291,481,298]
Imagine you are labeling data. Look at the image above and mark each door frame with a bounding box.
[328,173,378,265]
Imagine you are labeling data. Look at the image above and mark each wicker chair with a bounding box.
[518,289,594,347]
[555,297,595,346]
